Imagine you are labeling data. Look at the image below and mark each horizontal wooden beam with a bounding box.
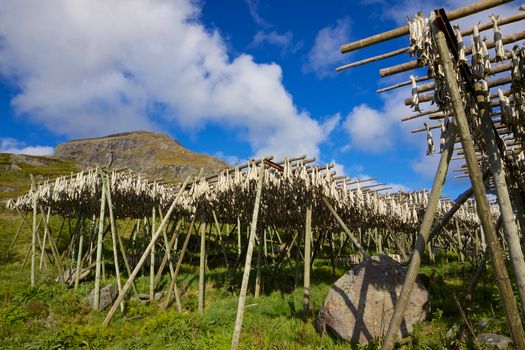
[340,0,513,53]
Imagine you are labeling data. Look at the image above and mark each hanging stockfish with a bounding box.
[410,75,421,112]
[453,24,467,65]
[425,122,435,156]
[471,25,486,80]
[490,15,506,61]
[407,12,432,66]
[439,119,446,153]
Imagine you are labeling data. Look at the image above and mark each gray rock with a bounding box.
[155,291,165,301]
[45,313,58,328]
[316,254,429,344]
[474,319,490,330]
[477,333,512,349]
[86,284,117,310]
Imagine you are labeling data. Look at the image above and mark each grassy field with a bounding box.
[0,207,512,350]
[0,155,513,349]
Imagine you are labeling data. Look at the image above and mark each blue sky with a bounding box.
[0,0,519,196]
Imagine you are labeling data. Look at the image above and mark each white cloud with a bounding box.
[245,0,270,28]
[332,161,345,176]
[0,138,54,156]
[411,151,441,179]
[249,31,302,55]
[213,151,242,167]
[343,104,392,152]
[303,18,351,78]
[342,88,417,153]
[0,0,334,160]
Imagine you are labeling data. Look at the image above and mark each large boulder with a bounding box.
[316,254,429,344]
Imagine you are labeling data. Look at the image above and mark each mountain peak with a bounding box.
[54,130,228,179]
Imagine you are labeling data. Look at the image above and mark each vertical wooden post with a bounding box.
[198,221,206,314]
[231,161,265,350]
[430,17,525,348]
[150,207,156,300]
[75,216,85,289]
[303,204,312,319]
[94,169,107,310]
[254,235,262,299]
[103,174,124,311]
[381,42,458,350]
[212,210,229,268]
[455,221,464,262]
[476,80,525,315]
[30,175,36,286]
[237,216,242,257]
[294,242,300,288]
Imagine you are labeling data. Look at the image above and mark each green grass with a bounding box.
[0,153,77,199]
[0,155,514,349]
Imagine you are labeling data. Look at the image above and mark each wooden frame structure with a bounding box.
[337,0,525,348]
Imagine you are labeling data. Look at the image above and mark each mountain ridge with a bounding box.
[54,130,229,179]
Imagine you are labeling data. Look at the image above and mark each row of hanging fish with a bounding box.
[5,157,489,234]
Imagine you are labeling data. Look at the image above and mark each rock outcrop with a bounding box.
[54,131,229,179]
[316,254,429,344]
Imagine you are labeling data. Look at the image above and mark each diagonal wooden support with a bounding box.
[322,196,369,258]
[103,173,124,311]
[159,217,197,311]
[431,11,525,348]
[94,168,107,310]
[102,175,192,326]
[476,80,525,316]
[382,97,458,349]
[39,206,65,284]
[231,161,265,350]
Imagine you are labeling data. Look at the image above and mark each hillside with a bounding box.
[54,131,229,179]
[0,153,78,200]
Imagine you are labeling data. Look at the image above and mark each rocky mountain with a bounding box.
[54,131,229,179]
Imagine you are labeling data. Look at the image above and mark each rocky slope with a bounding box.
[54,131,229,179]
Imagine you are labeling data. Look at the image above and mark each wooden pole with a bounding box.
[102,175,192,326]
[237,216,241,257]
[116,222,139,297]
[382,88,458,349]
[157,212,181,311]
[160,216,197,310]
[432,17,525,348]
[198,221,206,314]
[30,175,36,287]
[476,80,525,316]
[8,216,24,252]
[254,235,262,299]
[40,206,65,284]
[212,210,229,269]
[153,215,179,287]
[150,207,156,300]
[339,0,512,53]
[103,174,124,311]
[231,162,265,350]
[322,197,369,258]
[75,216,85,289]
[39,208,50,270]
[94,169,107,310]
[303,204,312,319]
